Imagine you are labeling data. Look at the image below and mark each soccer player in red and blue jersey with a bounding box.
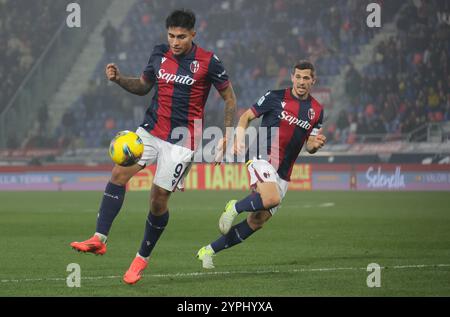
[70,9,237,284]
[197,61,326,269]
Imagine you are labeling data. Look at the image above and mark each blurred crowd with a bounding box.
[332,0,450,143]
[0,0,65,113]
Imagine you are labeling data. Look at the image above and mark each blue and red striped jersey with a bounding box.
[140,43,230,150]
[249,88,324,181]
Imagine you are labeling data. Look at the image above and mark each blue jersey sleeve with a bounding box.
[250,91,277,118]
[207,54,229,91]
[141,45,165,83]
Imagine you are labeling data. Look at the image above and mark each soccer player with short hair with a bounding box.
[197,61,326,268]
[70,9,237,284]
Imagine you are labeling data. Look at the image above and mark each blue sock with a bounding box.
[210,219,255,253]
[95,182,126,236]
[138,211,169,258]
[235,192,265,213]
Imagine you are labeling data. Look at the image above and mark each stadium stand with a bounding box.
[0,0,66,114]
[333,0,450,144]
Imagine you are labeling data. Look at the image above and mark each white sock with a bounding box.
[136,252,150,262]
[94,232,108,243]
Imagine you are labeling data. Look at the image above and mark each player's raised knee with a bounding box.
[110,167,128,186]
[110,165,138,186]
[261,193,281,209]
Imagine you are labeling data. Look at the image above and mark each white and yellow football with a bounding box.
[109,130,144,166]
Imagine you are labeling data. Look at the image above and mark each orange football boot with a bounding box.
[70,235,107,255]
[123,256,148,285]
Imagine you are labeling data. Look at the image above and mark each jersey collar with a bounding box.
[174,42,197,60]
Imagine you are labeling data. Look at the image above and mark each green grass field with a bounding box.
[0,190,449,296]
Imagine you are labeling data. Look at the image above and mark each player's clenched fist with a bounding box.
[105,63,120,82]
[312,128,326,149]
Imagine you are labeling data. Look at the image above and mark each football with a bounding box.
[109,130,144,166]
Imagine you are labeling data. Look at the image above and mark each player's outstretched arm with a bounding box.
[234,109,256,155]
[306,128,326,154]
[105,63,153,96]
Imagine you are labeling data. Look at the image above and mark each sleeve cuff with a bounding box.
[214,80,230,91]
[310,128,319,136]
[250,106,260,117]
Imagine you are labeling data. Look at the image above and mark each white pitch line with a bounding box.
[318,202,335,208]
[1,264,449,284]
[287,202,335,209]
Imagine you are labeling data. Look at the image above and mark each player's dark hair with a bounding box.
[293,60,315,78]
[166,9,196,30]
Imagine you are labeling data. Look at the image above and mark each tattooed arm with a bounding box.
[105,63,153,96]
[214,83,237,164]
[218,83,237,134]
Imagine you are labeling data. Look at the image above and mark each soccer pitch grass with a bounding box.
[0,190,449,296]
